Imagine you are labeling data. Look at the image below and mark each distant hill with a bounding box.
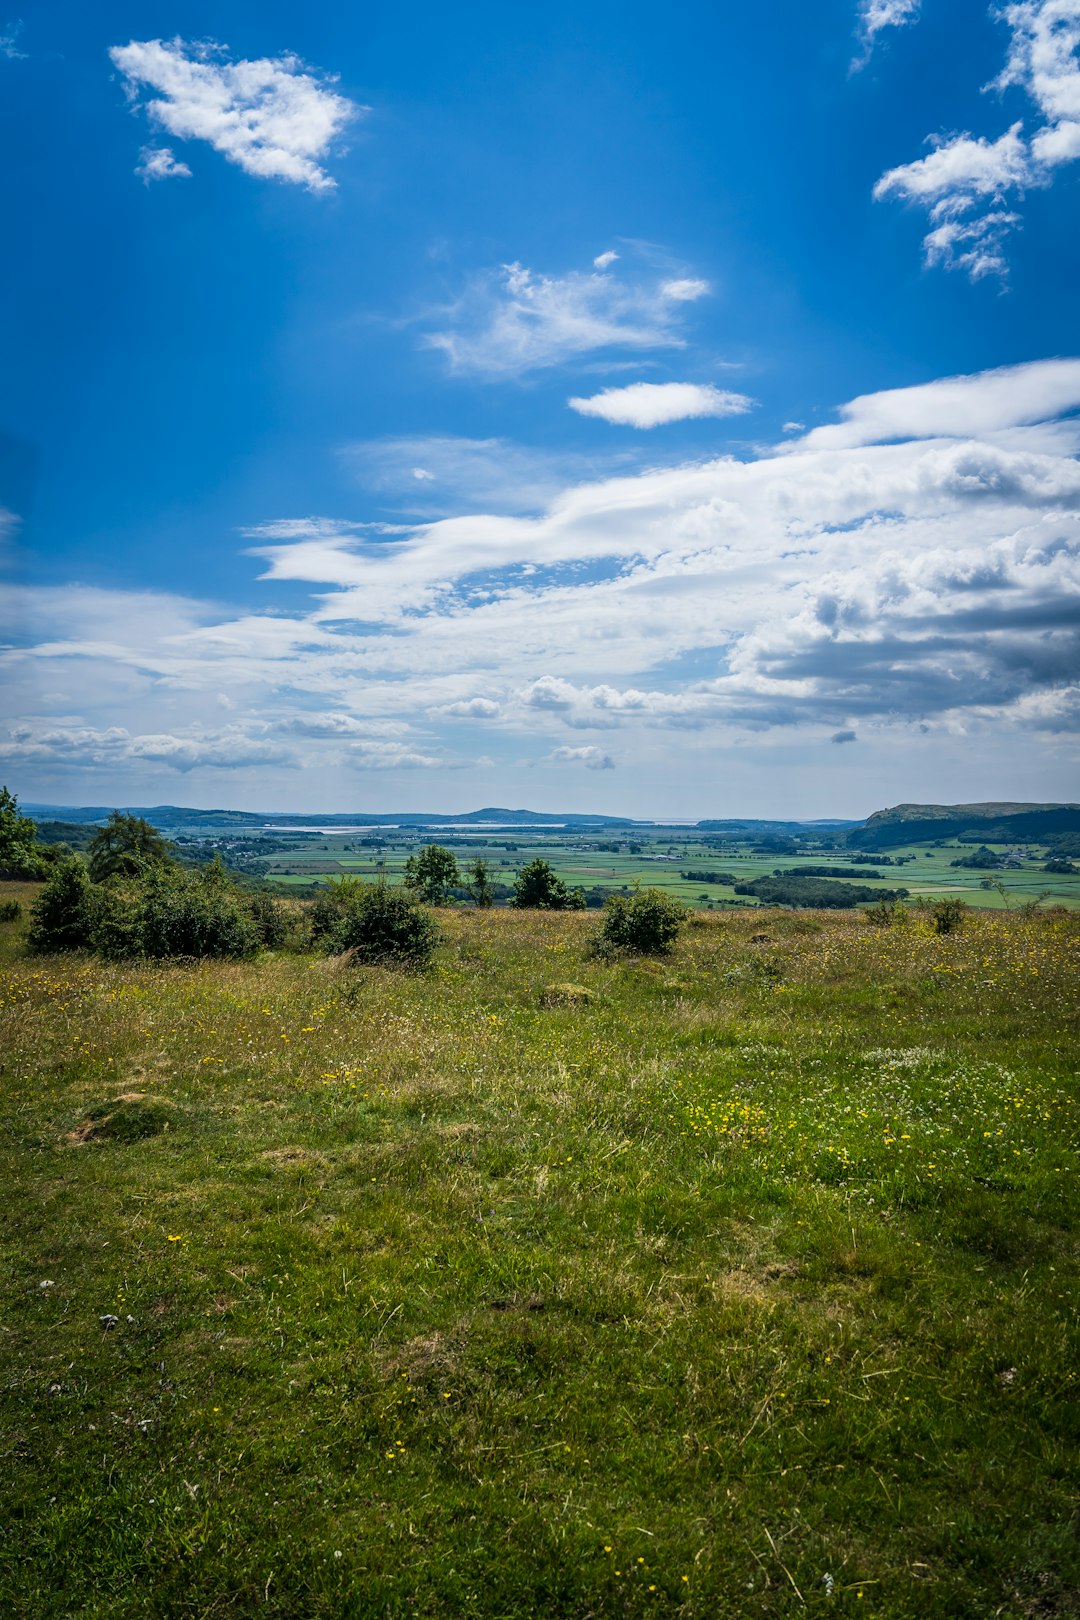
[20,803,637,830]
[848,802,1080,850]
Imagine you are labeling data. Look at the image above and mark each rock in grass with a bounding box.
[539,982,591,1007]
[66,1093,179,1146]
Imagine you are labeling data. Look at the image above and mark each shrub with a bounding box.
[134,867,259,960]
[930,897,967,935]
[322,879,440,967]
[28,859,98,952]
[245,889,293,949]
[865,898,908,927]
[0,899,22,923]
[592,888,685,956]
[511,859,586,911]
[310,877,367,945]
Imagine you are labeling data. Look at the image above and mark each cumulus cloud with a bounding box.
[136,145,192,182]
[874,1,1080,278]
[568,381,755,429]
[436,697,501,718]
[109,37,360,191]
[422,255,711,377]
[7,359,1080,795]
[549,745,616,770]
[593,250,619,270]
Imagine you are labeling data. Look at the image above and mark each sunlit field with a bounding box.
[1,892,1077,1617]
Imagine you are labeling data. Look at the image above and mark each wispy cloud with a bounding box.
[853,0,920,69]
[343,435,630,515]
[874,0,1080,279]
[1,17,25,59]
[568,381,755,429]
[109,37,361,191]
[421,256,712,377]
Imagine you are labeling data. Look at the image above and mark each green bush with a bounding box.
[321,879,440,968]
[134,867,259,960]
[245,889,294,949]
[930,897,967,935]
[511,858,586,911]
[592,888,685,956]
[0,899,22,923]
[28,859,99,953]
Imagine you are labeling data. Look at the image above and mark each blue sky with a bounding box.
[2,0,1079,815]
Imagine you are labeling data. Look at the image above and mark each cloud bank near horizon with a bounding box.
[3,359,1078,803]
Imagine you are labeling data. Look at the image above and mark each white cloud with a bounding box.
[8,359,1080,801]
[853,0,920,68]
[568,381,755,429]
[109,37,360,191]
[422,256,711,377]
[874,1,1080,278]
[136,145,192,182]
[593,250,619,270]
[659,278,711,301]
[549,745,616,770]
[436,697,501,718]
[789,357,1080,450]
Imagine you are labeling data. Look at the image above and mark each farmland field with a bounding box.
[238,827,1080,910]
[0,888,1077,1617]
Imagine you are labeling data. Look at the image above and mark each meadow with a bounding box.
[1,887,1078,1617]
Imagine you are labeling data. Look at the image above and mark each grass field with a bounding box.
[1,886,1078,1617]
[252,833,1080,910]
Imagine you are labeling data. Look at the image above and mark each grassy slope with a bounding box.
[0,891,1078,1618]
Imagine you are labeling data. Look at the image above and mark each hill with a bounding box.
[848,801,1080,850]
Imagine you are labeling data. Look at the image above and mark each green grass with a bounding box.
[1,889,1078,1617]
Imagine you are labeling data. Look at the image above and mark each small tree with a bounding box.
[87,812,174,882]
[592,888,685,956]
[0,786,47,879]
[28,859,98,952]
[511,858,586,911]
[465,856,494,907]
[403,844,460,905]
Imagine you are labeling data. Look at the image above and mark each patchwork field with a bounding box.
[1,891,1078,1617]
[253,831,1080,910]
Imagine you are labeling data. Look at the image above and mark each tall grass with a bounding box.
[0,898,1077,1617]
